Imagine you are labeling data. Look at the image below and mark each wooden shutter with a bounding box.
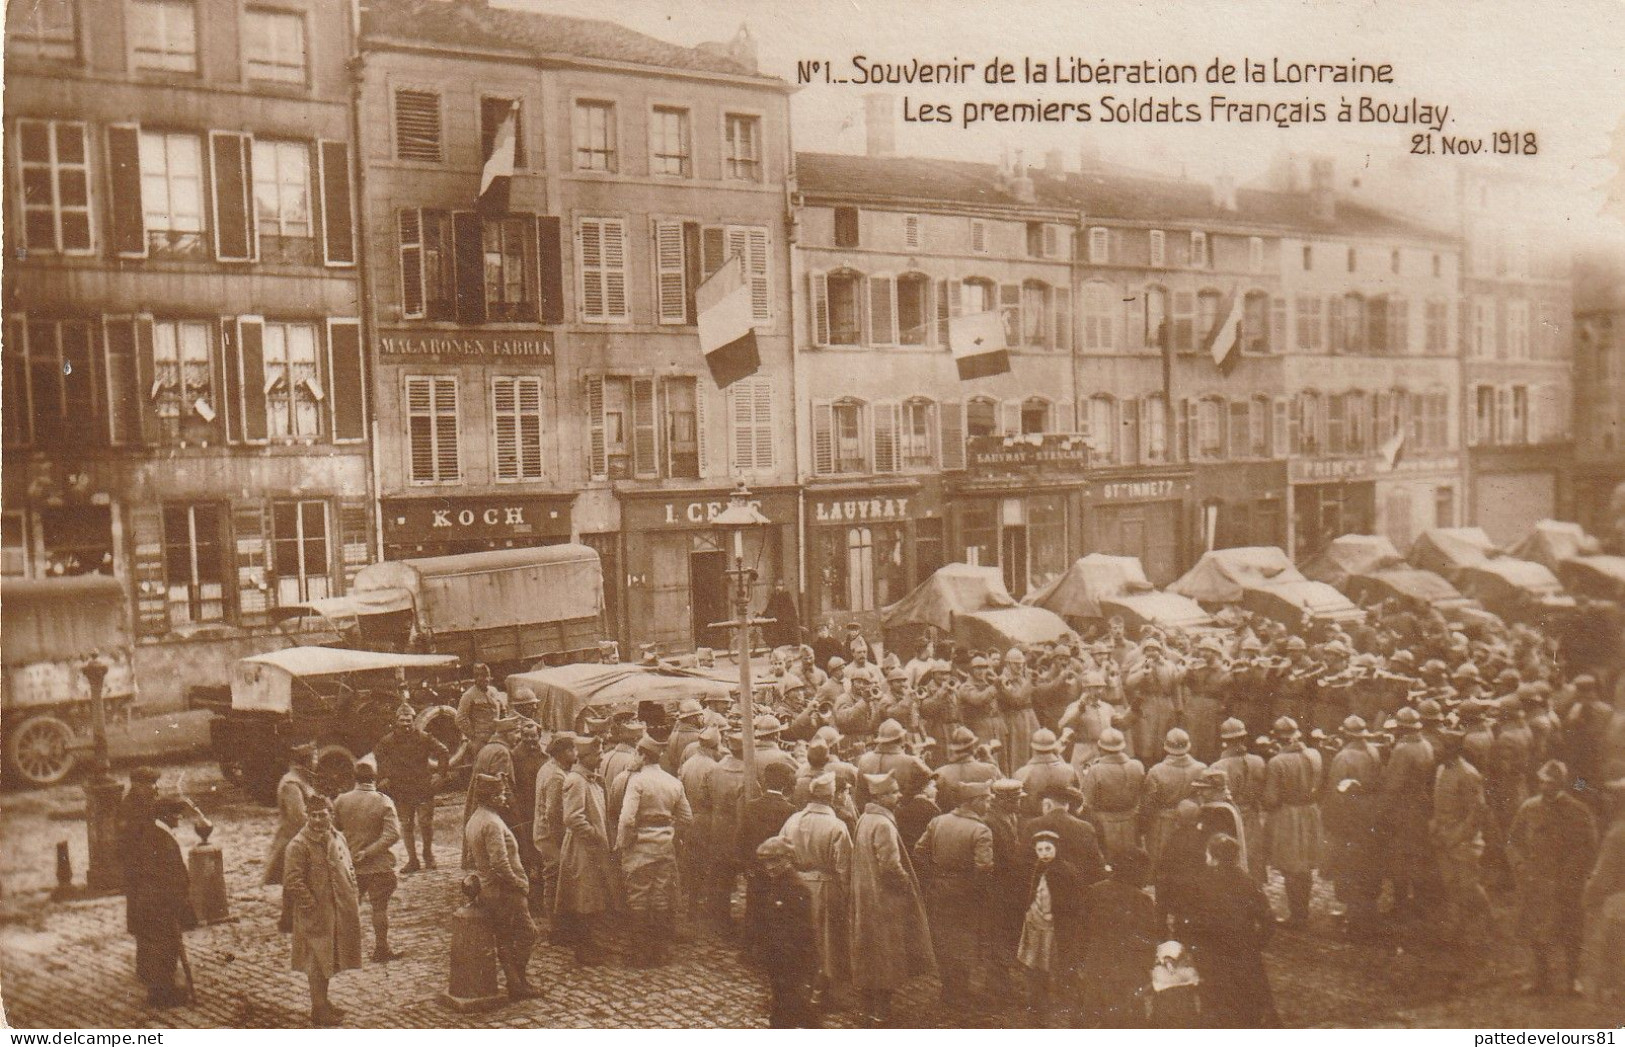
[398,209,425,319]
[603,220,628,321]
[746,227,770,321]
[681,222,702,324]
[1172,291,1193,352]
[235,316,268,444]
[586,375,607,480]
[233,503,272,628]
[1271,297,1287,355]
[338,501,371,591]
[939,399,965,470]
[128,505,168,636]
[406,377,433,482]
[318,140,355,266]
[106,123,146,258]
[872,401,899,473]
[1328,297,1345,353]
[1120,397,1140,464]
[453,212,487,324]
[751,380,774,470]
[1054,286,1072,352]
[394,89,442,162]
[870,276,895,345]
[1180,398,1196,462]
[632,377,658,477]
[654,219,687,324]
[128,315,161,446]
[493,377,518,480]
[694,382,711,478]
[102,317,141,446]
[326,318,365,442]
[934,277,951,346]
[810,272,829,346]
[811,398,834,475]
[1057,399,1074,435]
[701,225,727,278]
[433,377,459,480]
[537,215,565,324]
[1389,298,1408,354]
[209,131,255,262]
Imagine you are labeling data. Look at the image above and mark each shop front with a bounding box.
[620,487,798,655]
[1083,468,1196,587]
[805,479,945,635]
[381,494,576,560]
[1193,461,1286,558]
[1470,446,1568,548]
[1289,457,1377,561]
[1373,453,1464,554]
[949,435,1092,599]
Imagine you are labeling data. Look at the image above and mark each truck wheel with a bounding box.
[5,715,78,787]
[315,743,357,796]
[415,705,467,792]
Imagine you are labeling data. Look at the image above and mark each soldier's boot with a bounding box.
[500,950,540,1001]
[651,908,674,966]
[1561,946,1583,996]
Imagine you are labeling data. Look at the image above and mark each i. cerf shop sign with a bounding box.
[625,491,798,530]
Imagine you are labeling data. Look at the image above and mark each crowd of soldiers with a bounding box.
[113,599,1625,1028]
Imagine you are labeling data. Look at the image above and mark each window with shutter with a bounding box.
[318,140,355,266]
[394,88,442,162]
[729,377,774,473]
[935,277,951,346]
[632,377,658,477]
[870,276,896,345]
[938,399,965,470]
[406,375,458,483]
[586,375,607,479]
[750,379,774,471]
[999,284,1021,347]
[1171,291,1194,352]
[235,316,268,443]
[339,501,370,591]
[398,209,425,318]
[578,218,628,322]
[492,376,545,481]
[812,398,834,476]
[232,502,272,628]
[1121,397,1140,464]
[102,317,141,446]
[746,227,770,322]
[1270,297,1287,355]
[811,271,830,345]
[654,220,686,324]
[326,319,364,442]
[1054,286,1072,353]
[106,123,147,258]
[872,401,899,472]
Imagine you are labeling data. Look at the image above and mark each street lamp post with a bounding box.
[710,484,773,798]
[80,655,122,894]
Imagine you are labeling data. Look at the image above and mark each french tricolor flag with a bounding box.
[697,254,760,389]
[949,311,1010,381]
[478,101,518,214]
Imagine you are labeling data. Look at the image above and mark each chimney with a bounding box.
[1309,157,1336,222]
[1043,149,1064,176]
[1009,149,1035,203]
[1212,174,1238,212]
[864,93,895,158]
[727,24,757,73]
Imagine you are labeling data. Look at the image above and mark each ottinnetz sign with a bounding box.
[813,497,910,523]
[1096,478,1179,501]
[378,333,555,359]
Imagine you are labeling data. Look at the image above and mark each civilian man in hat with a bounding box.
[462,716,520,870]
[333,762,404,962]
[282,794,363,1026]
[957,657,1007,772]
[555,735,615,965]
[1211,718,1268,882]
[455,663,509,761]
[616,733,693,966]
[1382,706,1438,919]
[532,732,576,923]
[375,705,449,873]
[665,698,707,775]
[936,725,999,809]
[1080,847,1158,1027]
[856,718,932,806]
[465,772,540,999]
[778,771,852,1004]
[1022,786,1105,885]
[998,649,1041,770]
[1507,759,1598,994]
[750,836,819,1027]
[914,778,996,1009]
[128,795,197,1007]
[1080,727,1145,863]
[265,742,318,887]
[1431,729,1492,947]
[1140,727,1206,876]
[118,766,162,920]
[850,771,935,1026]
[1015,728,1080,818]
[1263,716,1323,927]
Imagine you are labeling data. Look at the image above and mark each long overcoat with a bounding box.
[849,803,936,993]
[555,768,615,915]
[283,828,363,978]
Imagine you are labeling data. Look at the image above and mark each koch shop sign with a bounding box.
[383,496,573,542]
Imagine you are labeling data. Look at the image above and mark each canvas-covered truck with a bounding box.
[271,544,604,677]
[2,576,138,786]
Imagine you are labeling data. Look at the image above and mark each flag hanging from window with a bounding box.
[697,253,759,388]
[1379,428,1405,471]
[478,101,518,214]
[949,311,1010,380]
[1206,289,1244,374]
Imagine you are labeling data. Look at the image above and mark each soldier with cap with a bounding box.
[1381,706,1439,919]
[333,763,404,963]
[265,742,318,887]
[465,771,540,999]
[532,732,576,923]
[128,794,197,1008]
[988,778,1031,994]
[375,705,449,873]
[1079,727,1145,863]
[283,794,363,1026]
[1263,716,1323,927]
[1507,759,1598,994]
[778,771,853,1003]
[850,771,935,1026]
[555,734,615,965]
[1431,729,1492,947]
[1140,728,1207,876]
[462,716,520,870]
[1211,719,1267,883]
[615,733,693,966]
[663,699,706,776]
[454,663,509,760]
[749,836,820,1028]
[1014,728,1080,818]
[600,717,646,828]
[676,725,720,921]
[914,778,996,1009]
[936,725,999,809]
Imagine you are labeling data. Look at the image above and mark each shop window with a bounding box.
[272,499,331,605]
[162,503,226,625]
[40,506,113,576]
[896,274,931,345]
[966,397,998,438]
[900,398,935,468]
[1029,495,1068,591]
[960,501,998,568]
[3,512,30,577]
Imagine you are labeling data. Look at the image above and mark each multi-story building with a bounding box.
[356,0,795,655]
[3,0,368,708]
[1573,245,1625,540]
[1345,159,1574,546]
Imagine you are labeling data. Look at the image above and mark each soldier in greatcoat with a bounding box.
[913,779,996,1009]
[1125,640,1183,766]
[998,650,1041,771]
[128,796,197,1008]
[849,772,935,1026]
[1211,719,1268,882]
[778,771,853,1003]
[333,763,403,963]
[282,795,363,1027]
[957,657,1007,772]
[1184,638,1231,763]
[461,716,519,870]
[1431,729,1492,947]
[1014,728,1079,818]
[1079,727,1145,863]
[702,729,750,929]
[465,772,540,999]
[454,663,509,761]
[1263,716,1323,927]
[935,724,999,809]
[1381,706,1438,918]
[1506,759,1599,994]
[264,742,317,887]
[530,732,576,923]
[555,735,615,965]
[854,718,932,806]
[1139,727,1206,876]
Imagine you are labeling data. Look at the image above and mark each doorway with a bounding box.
[689,549,729,651]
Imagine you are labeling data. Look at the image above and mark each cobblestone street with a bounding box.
[1,761,1621,1030]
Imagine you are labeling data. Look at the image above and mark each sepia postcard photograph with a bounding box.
[2,0,1625,1033]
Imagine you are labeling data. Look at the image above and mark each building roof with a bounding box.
[795,151,1453,242]
[361,0,781,84]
